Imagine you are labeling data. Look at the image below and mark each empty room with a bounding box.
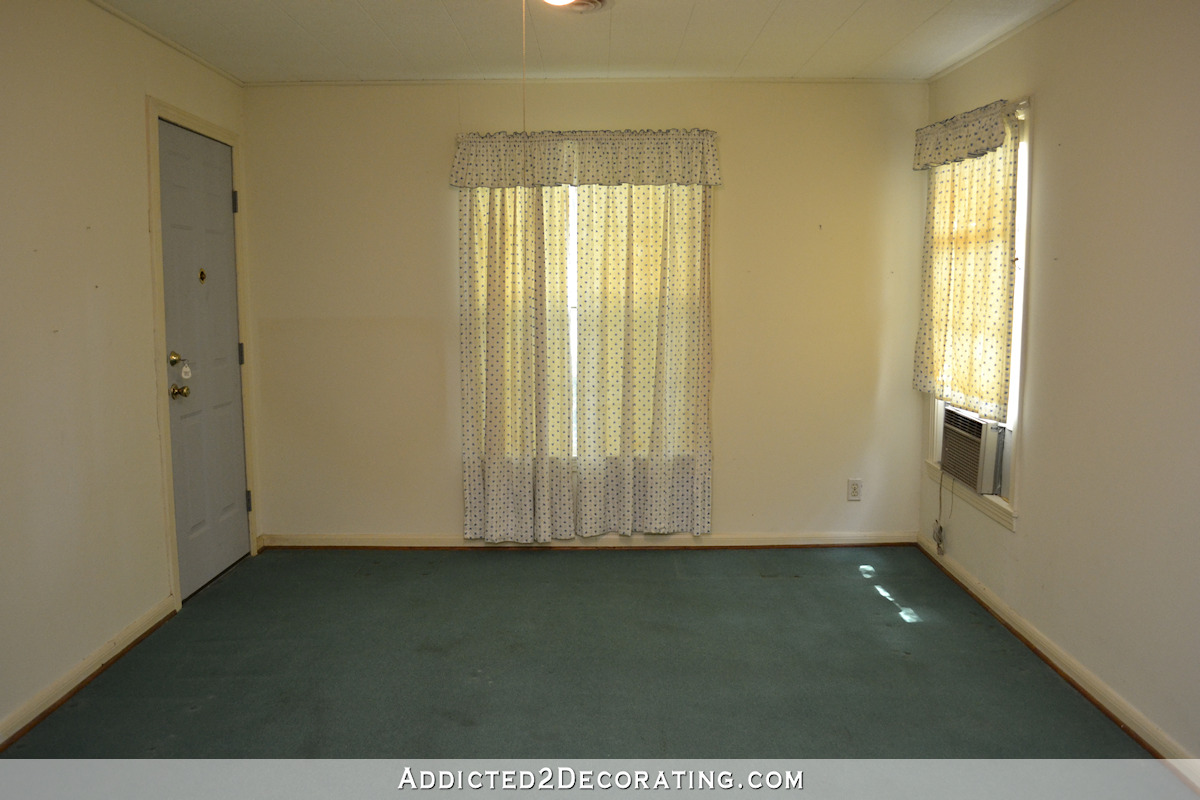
[1,0,1198,786]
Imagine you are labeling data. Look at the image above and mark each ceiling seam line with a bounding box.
[792,0,871,78]
[730,0,787,78]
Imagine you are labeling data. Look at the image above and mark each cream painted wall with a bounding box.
[920,0,1200,756]
[6,0,1194,765]
[0,0,242,736]
[241,81,928,544]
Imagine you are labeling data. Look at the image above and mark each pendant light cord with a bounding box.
[521,0,528,133]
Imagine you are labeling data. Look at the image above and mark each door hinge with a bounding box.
[245,489,252,513]
[238,342,244,365]
[232,190,239,213]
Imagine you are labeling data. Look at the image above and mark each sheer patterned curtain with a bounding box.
[459,185,574,542]
[453,130,719,543]
[912,101,1022,421]
[575,184,711,536]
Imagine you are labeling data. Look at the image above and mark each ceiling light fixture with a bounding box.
[544,0,609,11]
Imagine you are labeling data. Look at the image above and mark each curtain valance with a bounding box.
[450,128,721,188]
[913,100,1023,170]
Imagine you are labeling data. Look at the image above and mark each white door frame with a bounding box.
[146,97,259,609]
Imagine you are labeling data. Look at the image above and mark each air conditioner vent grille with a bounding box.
[940,406,1006,495]
[942,427,983,487]
[944,409,983,438]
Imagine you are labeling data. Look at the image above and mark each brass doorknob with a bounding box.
[168,351,182,366]
[170,384,190,399]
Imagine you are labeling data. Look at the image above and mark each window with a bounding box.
[451,130,720,543]
[913,100,1028,509]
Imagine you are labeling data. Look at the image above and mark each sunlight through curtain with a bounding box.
[453,130,719,543]
[575,184,712,536]
[912,101,1021,421]
[459,185,574,542]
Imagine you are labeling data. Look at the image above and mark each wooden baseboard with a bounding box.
[0,596,177,750]
[916,535,1196,766]
[256,530,919,549]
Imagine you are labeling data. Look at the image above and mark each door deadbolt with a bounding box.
[169,351,182,366]
[170,384,190,399]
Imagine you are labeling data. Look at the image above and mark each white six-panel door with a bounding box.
[159,119,250,599]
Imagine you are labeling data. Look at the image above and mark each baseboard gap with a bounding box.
[259,541,918,552]
[257,531,920,549]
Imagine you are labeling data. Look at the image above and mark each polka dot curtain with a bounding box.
[450,129,721,189]
[455,130,719,543]
[912,102,1022,422]
[574,184,712,538]
[459,185,575,543]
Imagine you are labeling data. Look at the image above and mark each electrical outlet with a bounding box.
[847,479,863,501]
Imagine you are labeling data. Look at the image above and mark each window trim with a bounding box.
[925,453,1016,530]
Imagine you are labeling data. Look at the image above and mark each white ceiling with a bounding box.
[93,0,1069,85]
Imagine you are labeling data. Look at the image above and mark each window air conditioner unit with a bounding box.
[941,406,1005,495]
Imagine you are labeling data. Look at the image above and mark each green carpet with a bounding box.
[2,546,1150,758]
